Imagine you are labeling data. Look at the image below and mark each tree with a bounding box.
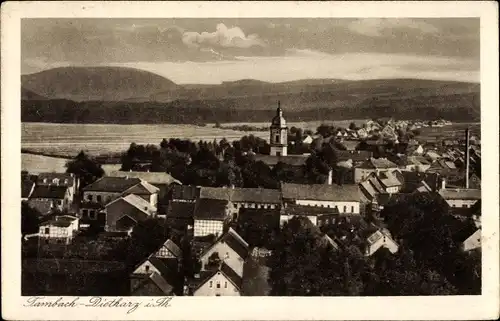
[349,122,357,130]
[21,202,41,236]
[66,151,104,188]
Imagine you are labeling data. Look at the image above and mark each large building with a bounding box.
[269,101,288,157]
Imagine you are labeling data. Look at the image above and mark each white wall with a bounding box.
[133,259,162,275]
[294,200,360,214]
[193,272,240,296]
[446,199,479,208]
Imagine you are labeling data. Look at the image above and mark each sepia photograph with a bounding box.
[2,1,499,320]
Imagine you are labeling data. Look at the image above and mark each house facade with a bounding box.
[105,194,157,232]
[38,216,79,244]
[28,185,71,214]
[281,183,361,214]
[193,198,231,237]
[199,228,249,277]
[354,158,399,183]
[462,229,481,252]
[364,230,399,256]
[439,188,481,209]
[37,172,79,204]
[192,263,242,296]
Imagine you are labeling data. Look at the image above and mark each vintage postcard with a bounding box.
[1,1,499,320]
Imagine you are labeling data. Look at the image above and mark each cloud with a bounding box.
[182,23,266,49]
[348,18,439,37]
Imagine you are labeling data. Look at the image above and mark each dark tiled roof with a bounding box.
[166,201,196,219]
[82,177,141,193]
[171,185,200,200]
[281,183,361,202]
[439,188,481,201]
[106,171,181,185]
[30,185,68,199]
[149,272,174,294]
[220,262,243,289]
[358,157,398,169]
[163,239,182,259]
[284,204,340,216]
[335,150,373,162]
[37,173,76,186]
[253,154,308,167]
[199,187,282,204]
[193,198,229,220]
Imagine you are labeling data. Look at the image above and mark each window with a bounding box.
[224,281,228,288]
[216,282,221,289]
[275,134,280,143]
[87,194,93,201]
[145,265,150,272]
[351,206,354,213]
[90,210,96,220]
[97,195,102,203]
[343,206,347,213]
[45,227,50,234]
[209,281,213,288]
[82,209,88,218]
[276,152,281,156]
[462,204,468,208]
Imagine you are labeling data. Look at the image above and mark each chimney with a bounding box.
[465,128,470,189]
[327,169,333,185]
[441,178,446,191]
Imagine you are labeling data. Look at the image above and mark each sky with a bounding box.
[21,18,480,84]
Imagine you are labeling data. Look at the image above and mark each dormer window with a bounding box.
[43,178,48,183]
[52,178,59,184]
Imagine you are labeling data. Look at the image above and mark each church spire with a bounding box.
[277,100,283,117]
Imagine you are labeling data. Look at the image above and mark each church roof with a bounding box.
[270,103,286,127]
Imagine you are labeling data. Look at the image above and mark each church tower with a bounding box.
[269,101,288,156]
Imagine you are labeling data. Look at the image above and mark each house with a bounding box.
[104,194,157,232]
[398,171,443,193]
[363,229,399,256]
[193,198,232,237]
[130,256,180,296]
[28,185,71,214]
[335,150,373,164]
[192,262,242,296]
[170,185,200,203]
[281,183,362,214]
[357,128,369,139]
[80,177,159,227]
[302,135,313,144]
[425,150,442,162]
[153,239,182,263]
[340,140,360,151]
[381,125,397,139]
[199,187,282,216]
[353,157,399,183]
[439,188,481,209]
[280,203,341,227]
[37,173,79,204]
[199,227,249,277]
[106,170,181,201]
[22,179,35,201]
[364,171,402,194]
[38,216,79,244]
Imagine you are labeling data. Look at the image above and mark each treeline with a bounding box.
[21,92,480,124]
[264,193,480,296]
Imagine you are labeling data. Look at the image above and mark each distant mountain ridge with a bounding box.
[22,66,479,110]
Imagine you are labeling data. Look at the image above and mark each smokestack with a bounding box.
[465,128,470,189]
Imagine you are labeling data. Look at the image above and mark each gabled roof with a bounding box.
[106,171,181,186]
[30,185,68,199]
[340,140,360,151]
[377,171,402,188]
[37,173,75,186]
[161,239,182,259]
[199,187,282,204]
[107,194,156,217]
[40,219,72,228]
[281,183,361,202]
[360,180,378,200]
[194,262,243,292]
[202,227,249,260]
[439,188,481,201]
[284,203,340,216]
[148,272,174,294]
[193,198,229,220]
[358,157,398,169]
[123,180,160,195]
[335,150,373,162]
[253,154,308,167]
[82,177,141,193]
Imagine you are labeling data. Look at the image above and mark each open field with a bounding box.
[22,122,270,157]
[22,153,121,174]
